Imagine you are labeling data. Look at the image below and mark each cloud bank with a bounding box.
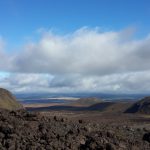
[0,27,150,93]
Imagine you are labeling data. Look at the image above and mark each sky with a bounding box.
[0,0,150,94]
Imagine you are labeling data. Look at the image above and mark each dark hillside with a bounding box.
[125,97,150,114]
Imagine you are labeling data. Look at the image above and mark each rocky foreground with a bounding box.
[0,109,150,150]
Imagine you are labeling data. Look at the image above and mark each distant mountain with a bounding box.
[16,92,146,101]
[125,97,150,114]
[0,88,23,110]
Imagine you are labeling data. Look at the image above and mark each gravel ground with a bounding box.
[0,109,150,150]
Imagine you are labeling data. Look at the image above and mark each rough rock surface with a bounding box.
[0,88,23,110]
[0,109,149,150]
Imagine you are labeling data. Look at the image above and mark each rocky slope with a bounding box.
[0,88,23,110]
[125,97,150,114]
[0,109,149,150]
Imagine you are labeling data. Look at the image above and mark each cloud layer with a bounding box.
[0,27,150,93]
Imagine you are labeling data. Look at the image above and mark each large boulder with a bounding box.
[0,88,23,110]
[125,97,150,114]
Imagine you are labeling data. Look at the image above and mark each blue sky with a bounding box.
[0,0,150,48]
[0,0,150,94]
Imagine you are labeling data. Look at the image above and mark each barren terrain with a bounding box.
[0,109,150,150]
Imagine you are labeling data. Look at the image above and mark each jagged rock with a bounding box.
[0,109,149,149]
[143,132,150,143]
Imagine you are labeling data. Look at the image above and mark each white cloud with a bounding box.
[1,71,150,94]
[11,27,150,76]
[0,73,53,93]
[0,27,150,93]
